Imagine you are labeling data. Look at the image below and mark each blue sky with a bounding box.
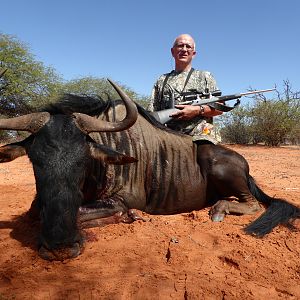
[1,0,299,100]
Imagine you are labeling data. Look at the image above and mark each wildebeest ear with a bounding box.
[0,144,27,162]
[89,143,138,165]
[0,135,34,162]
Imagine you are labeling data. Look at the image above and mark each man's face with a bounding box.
[171,36,196,65]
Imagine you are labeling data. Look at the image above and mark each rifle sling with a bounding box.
[208,99,240,112]
[160,68,194,103]
[181,68,194,93]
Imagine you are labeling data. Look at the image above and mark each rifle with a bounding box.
[150,88,275,124]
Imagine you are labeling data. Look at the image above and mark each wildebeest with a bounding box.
[0,80,299,261]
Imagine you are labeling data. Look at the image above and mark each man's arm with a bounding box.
[148,79,162,112]
[170,103,222,120]
[147,84,157,112]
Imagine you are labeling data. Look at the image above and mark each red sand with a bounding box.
[0,145,299,299]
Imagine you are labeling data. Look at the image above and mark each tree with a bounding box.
[220,81,300,146]
[0,34,152,141]
[250,80,300,146]
[0,33,62,116]
[61,76,150,108]
[250,100,295,146]
[219,105,253,144]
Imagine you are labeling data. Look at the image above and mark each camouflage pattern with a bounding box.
[149,69,221,143]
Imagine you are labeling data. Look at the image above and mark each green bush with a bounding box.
[220,90,300,146]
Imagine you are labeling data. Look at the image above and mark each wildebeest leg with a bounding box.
[27,196,41,220]
[78,198,146,228]
[209,166,261,221]
[197,144,261,222]
[209,193,261,222]
[80,209,146,228]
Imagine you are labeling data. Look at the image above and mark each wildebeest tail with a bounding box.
[244,175,300,237]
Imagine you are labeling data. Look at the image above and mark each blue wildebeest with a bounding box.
[0,80,299,261]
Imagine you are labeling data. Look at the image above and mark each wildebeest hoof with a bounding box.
[209,200,229,222]
[38,242,82,261]
[211,213,225,222]
[127,209,147,222]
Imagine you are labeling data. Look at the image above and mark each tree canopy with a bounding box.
[61,76,150,107]
[0,33,149,118]
[0,33,62,116]
[220,82,300,146]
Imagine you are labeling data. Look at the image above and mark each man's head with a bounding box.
[171,34,196,72]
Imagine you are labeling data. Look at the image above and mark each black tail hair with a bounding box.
[245,176,300,236]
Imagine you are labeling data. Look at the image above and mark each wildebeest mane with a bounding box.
[135,103,184,135]
[41,94,183,136]
[42,94,110,116]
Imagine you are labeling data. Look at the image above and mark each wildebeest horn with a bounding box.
[0,112,50,133]
[72,79,138,133]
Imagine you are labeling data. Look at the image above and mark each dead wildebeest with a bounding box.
[0,80,299,261]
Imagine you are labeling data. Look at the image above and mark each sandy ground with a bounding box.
[0,145,299,300]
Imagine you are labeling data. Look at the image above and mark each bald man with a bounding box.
[149,34,223,144]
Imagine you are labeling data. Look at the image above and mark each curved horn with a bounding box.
[73,79,138,133]
[0,112,50,133]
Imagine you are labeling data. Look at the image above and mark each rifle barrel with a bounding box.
[240,88,276,97]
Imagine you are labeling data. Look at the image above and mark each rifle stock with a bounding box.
[151,108,182,124]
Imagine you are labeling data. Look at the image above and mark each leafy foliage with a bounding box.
[219,105,253,144]
[1,33,299,146]
[60,77,150,108]
[220,82,300,146]
[0,33,62,116]
[0,34,150,121]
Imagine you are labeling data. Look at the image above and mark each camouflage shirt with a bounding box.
[149,69,221,143]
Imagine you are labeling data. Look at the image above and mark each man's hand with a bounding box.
[170,104,223,120]
[170,105,201,120]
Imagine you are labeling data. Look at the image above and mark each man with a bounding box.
[149,34,223,144]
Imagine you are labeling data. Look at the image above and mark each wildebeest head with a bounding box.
[0,80,138,261]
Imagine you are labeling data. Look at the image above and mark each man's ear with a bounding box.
[0,144,27,162]
[171,47,175,58]
[89,143,138,165]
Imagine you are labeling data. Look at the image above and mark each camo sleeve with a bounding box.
[148,83,157,112]
[148,74,167,112]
